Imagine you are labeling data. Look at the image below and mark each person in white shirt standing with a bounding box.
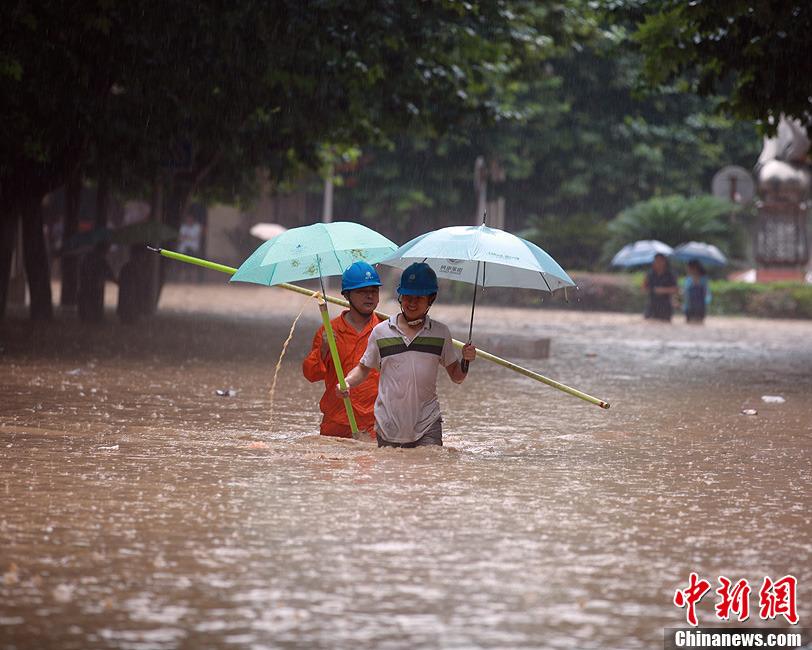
[177,213,203,282]
[337,262,476,448]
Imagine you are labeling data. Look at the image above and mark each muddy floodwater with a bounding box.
[2,283,811,649]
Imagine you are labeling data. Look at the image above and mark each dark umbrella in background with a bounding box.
[58,222,179,255]
[111,222,178,246]
[610,239,674,267]
[56,227,115,256]
[672,241,727,267]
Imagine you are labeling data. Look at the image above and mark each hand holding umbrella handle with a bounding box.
[460,341,475,374]
[460,260,481,375]
[460,343,470,373]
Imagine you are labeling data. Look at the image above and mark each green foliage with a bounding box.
[471,273,812,319]
[521,213,608,271]
[707,281,753,316]
[627,0,812,136]
[0,0,767,263]
[709,282,812,319]
[2,0,562,205]
[333,34,761,254]
[603,194,739,261]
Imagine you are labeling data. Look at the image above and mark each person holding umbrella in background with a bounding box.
[682,259,711,324]
[642,252,679,322]
[303,261,383,439]
[337,262,476,448]
[672,242,725,325]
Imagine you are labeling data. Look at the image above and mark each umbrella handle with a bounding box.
[460,261,481,374]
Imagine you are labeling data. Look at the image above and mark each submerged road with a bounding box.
[2,283,810,648]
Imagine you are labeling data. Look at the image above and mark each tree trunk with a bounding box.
[60,175,82,306]
[144,172,194,313]
[1,167,54,322]
[95,171,110,229]
[0,207,19,320]
[81,169,112,317]
[20,196,53,321]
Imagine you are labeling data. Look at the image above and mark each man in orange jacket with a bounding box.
[302,261,383,438]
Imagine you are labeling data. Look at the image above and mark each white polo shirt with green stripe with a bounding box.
[360,315,458,444]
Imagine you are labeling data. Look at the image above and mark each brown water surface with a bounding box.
[1,283,810,649]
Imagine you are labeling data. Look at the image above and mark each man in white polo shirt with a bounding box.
[336,262,476,448]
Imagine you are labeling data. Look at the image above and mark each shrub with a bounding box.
[709,281,812,318]
[603,194,741,264]
[439,273,812,318]
[707,282,754,316]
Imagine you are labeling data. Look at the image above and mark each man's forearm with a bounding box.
[344,364,370,388]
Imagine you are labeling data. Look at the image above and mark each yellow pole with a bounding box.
[316,293,359,434]
[150,248,611,409]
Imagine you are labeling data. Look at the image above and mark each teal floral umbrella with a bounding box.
[230,221,396,287]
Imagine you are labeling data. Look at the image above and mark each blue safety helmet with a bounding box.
[397,262,438,296]
[341,261,382,292]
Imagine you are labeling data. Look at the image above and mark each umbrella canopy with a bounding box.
[672,241,727,266]
[380,224,575,292]
[57,227,115,256]
[610,239,674,267]
[249,222,287,241]
[230,221,397,287]
[381,224,574,369]
[112,222,178,246]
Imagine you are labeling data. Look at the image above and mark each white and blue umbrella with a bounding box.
[672,241,727,267]
[381,223,575,369]
[610,239,674,267]
[381,224,575,291]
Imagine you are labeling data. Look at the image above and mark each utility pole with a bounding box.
[322,168,334,291]
[474,156,506,229]
[474,156,487,225]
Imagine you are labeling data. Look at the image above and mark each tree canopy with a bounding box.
[1,0,589,197]
[330,40,761,267]
[624,0,812,136]
[2,0,591,318]
[0,1,793,318]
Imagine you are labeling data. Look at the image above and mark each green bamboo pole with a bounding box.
[317,294,359,434]
[150,247,611,409]
[466,347,610,409]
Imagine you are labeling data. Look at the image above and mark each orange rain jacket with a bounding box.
[302,310,381,437]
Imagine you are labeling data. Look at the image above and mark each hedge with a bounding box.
[441,274,812,318]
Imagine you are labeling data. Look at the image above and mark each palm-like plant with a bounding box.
[603,194,739,262]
